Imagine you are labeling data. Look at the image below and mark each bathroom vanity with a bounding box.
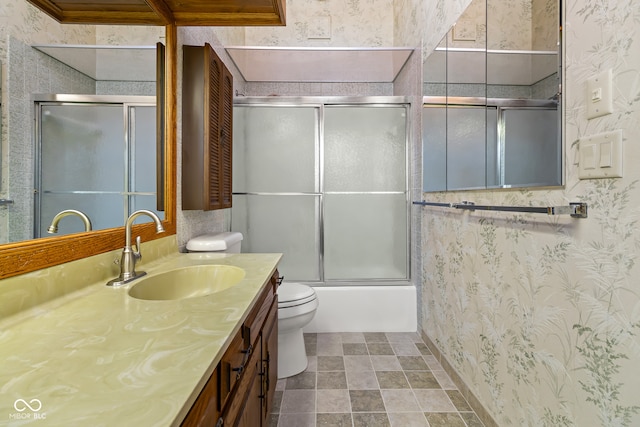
[183,269,279,426]
[0,250,281,426]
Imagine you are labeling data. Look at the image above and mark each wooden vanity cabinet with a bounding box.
[182,43,233,211]
[181,270,280,427]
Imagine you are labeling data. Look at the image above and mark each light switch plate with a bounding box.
[578,130,623,179]
[586,69,613,119]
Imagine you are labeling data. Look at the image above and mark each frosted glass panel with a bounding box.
[485,107,499,187]
[130,105,157,193]
[422,106,447,192]
[503,108,560,187]
[324,194,407,280]
[37,101,158,237]
[231,195,320,281]
[446,107,486,190]
[39,193,123,237]
[233,107,318,193]
[324,106,406,192]
[41,105,124,192]
[129,194,158,216]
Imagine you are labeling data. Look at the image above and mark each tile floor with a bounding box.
[269,332,485,427]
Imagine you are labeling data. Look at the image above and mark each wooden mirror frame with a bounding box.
[0,25,177,281]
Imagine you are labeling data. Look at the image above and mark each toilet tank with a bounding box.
[186,232,243,253]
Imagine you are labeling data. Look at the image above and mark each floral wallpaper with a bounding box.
[421,1,640,426]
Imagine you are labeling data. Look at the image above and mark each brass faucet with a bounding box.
[47,209,92,233]
[107,210,164,287]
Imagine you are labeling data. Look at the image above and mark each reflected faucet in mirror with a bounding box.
[47,209,92,233]
[107,210,165,287]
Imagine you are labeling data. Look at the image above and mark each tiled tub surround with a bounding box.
[0,247,281,426]
[270,332,489,427]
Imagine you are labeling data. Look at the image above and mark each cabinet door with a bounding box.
[204,44,233,210]
[235,362,263,427]
[182,43,233,211]
[262,299,278,423]
[226,339,262,427]
[181,368,219,426]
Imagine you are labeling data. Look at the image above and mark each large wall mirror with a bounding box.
[0,2,177,279]
[422,0,561,192]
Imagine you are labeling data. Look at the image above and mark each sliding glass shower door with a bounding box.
[232,106,321,281]
[323,106,408,280]
[35,97,158,237]
[232,100,409,283]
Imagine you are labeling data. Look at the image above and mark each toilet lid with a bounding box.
[278,283,316,307]
[186,232,243,252]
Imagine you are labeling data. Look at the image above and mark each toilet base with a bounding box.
[277,328,308,379]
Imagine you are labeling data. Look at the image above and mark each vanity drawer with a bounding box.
[242,279,275,348]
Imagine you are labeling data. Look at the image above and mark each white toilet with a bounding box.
[277,282,318,379]
[185,232,318,379]
[186,231,243,253]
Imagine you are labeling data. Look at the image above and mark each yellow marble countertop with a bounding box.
[0,252,281,426]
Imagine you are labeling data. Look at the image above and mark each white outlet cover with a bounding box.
[586,69,613,119]
[578,130,623,179]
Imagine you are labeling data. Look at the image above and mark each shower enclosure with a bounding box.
[232,97,410,285]
[34,95,159,237]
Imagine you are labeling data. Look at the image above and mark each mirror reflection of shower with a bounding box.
[34,95,161,238]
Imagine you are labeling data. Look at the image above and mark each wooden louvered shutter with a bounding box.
[182,43,233,211]
[219,66,233,209]
[205,43,223,210]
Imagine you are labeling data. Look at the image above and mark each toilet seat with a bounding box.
[278,283,317,309]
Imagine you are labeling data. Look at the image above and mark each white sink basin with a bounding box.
[128,265,246,301]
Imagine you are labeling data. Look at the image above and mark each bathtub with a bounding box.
[302,285,417,333]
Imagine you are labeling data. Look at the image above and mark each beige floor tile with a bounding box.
[413,389,457,412]
[280,389,316,413]
[380,389,421,411]
[346,370,380,390]
[317,389,351,413]
[370,355,402,371]
[344,355,374,372]
[388,412,429,427]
